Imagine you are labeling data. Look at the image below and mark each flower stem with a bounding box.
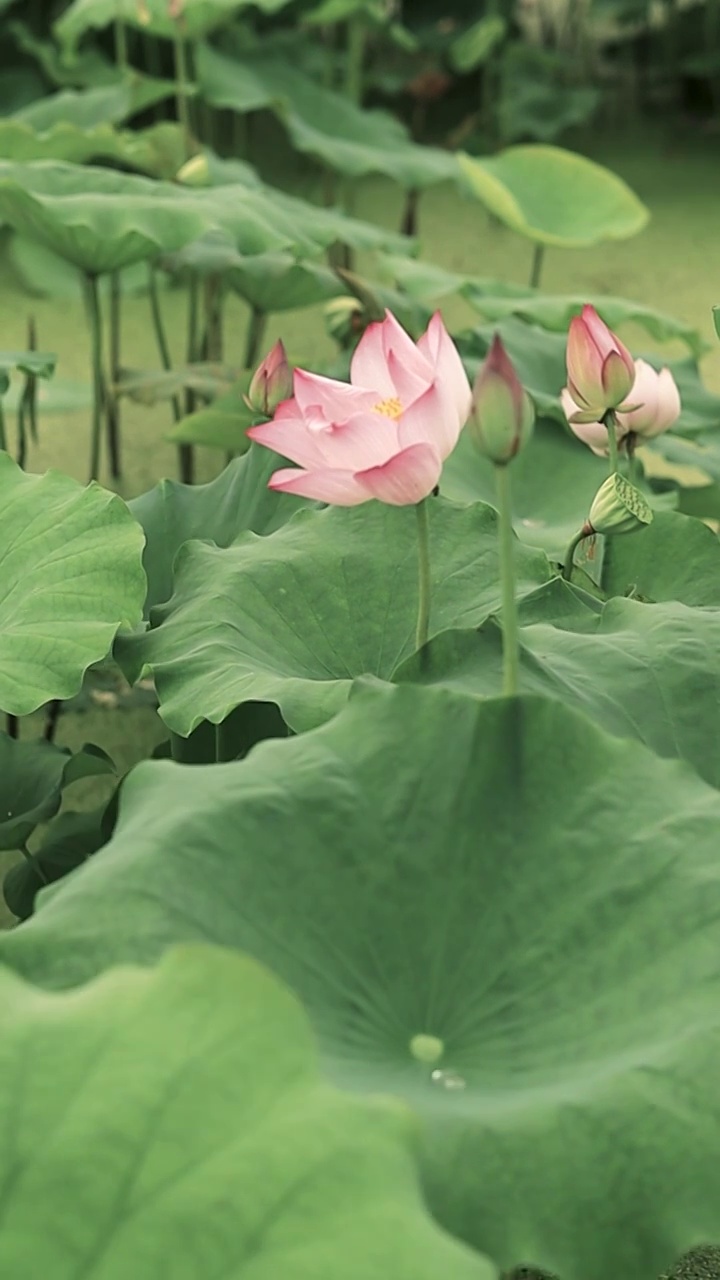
[562,528,588,582]
[495,463,519,697]
[415,498,431,651]
[173,30,192,159]
[604,409,619,475]
[84,272,104,483]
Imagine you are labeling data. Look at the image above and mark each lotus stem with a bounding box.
[529,244,545,289]
[495,463,519,697]
[173,30,193,159]
[114,17,129,73]
[44,699,62,743]
[562,528,588,582]
[215,720,232,763]
[0,398,6,453]
[401,188,420,238]
[345,15,368,106]
[414,497,431,652]
[17,315,38,467]
[6,713,18,738]
[604,408,620,475]
[244,305,267,371]
[19,842,48,888]
[106,270,122,480]
[147,263,194,483]
[84,272,105,483]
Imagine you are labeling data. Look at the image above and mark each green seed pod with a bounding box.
[587,473,653,536]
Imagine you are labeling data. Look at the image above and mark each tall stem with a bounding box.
[414,498,431,651]
[0,398,6,453]
[106,269,122,480]
[345,16,367,105]
[244,305,267,371]
[173,30,193,159]
[495,463,519,697]
[529,244,545,289]
[84,272,104,483]
[114,17,129,72]
[562,528,588,582]
[604,408,619,475]
[147,263,193,483]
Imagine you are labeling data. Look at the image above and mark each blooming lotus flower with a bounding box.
[247,340,292,417]
[247,310,472,506]
[469,334,534,464]
[566,305,635,421]
[562,359,681,456]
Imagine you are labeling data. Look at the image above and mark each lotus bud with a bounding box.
[468,334,534,464]
[586,473,653,537]
[176,154,210,187]
[246,341,292,417]
[566,305,635,421]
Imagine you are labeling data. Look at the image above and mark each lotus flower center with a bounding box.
[374,396,403,420]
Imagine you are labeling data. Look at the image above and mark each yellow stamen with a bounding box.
[374,396,403,420]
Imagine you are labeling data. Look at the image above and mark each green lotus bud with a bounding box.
[586,472,653,536]
[469,334,534,464]
[246,340,293,417]
[177,154,210,187]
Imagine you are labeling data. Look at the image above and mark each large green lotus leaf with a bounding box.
[4,798,116,921]
[441,419,607,557]
[0,947,491,1280]
[0,453,146,715]
[0,119,186,178]
[0,736,114,851]
[5,686,720,1280]
[56,0,293,48]
[128,445,312,614]
[229,252,345,312]
[602,510,720,605]
[12,79,178,131]
[458,146,649,247]
[0,162,215,274]
[196,43,459,187]
[460,285,706,360]
[8,234,166,300]
[398,587,720,786]
[116,497,551,734]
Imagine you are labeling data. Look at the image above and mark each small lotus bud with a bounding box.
[566,304,635,420]
[246,341,292,417]
[176,154,210,187]
[586,473,653,537]
[468,334,534,464]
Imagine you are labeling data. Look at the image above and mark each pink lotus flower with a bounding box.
[246,340,292,417]
[566,305,635,421]
[247,311,472,505]
[562,358,681,456]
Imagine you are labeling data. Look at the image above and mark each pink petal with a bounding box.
[386,346,433,406]
[293,368,377,423]
[398,379,462,459]
[600,350,635,407]
[350,317,398,399]
[356,442,441,505]
[567,315,604,406]
[247,417,327,470]
[309,411,401,470]
[268,466,369,505]
[651,367,681,434]
[580,304,616,359]
[418,311,472,424]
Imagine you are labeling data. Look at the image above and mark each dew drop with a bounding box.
[431,1067,466,1091]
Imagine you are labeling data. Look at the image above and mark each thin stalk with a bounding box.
[414,498,431,651]
[20,842,48,888]
[203,274,225,363]
[562,528,588,582]
[185,272,200,416]
[215,720,232,763]
[6,714,18,738]
[114,17,129,72]
[147,264,192,483]
[173,30,193,159]
[44,699,62,743]
[495,463,519,697]
[345,15,368,106]
[84,273,104,483]
[0,398,6,452]
[529,244,545,289]
[106,269,122,480]
[26,316,39,444]
[604,408,619,475]
[401,188,420,238]
[16,387,26,468]
[244,305,267,371]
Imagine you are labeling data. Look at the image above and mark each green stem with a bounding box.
[173,30,193,159]
[604,408,619,475]
[562,528,588,582]
[414,498,431,651]
[529,244,545,289]
[20,841,48,888]
[148,264,193,484]
[215,720,232,763]
[84,272,104,483]
[345,15,367,105]
[495,464,520,696]
[106,269,122,480]
[114,17,129,72]
[0,398,6,453]
[244,305,267,371]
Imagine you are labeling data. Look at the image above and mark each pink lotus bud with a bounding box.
[566,305,635,420]
[615,358,680,439]
[469,334,534,464]
[247,341,293,417]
